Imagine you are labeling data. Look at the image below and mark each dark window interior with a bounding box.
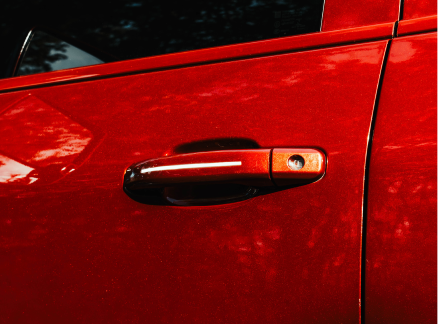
[0,0,325,78]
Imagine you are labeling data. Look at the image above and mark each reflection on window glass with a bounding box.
[1,0,325,78]
[16,31,103,76]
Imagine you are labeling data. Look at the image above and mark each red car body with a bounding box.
[0,0,436,323]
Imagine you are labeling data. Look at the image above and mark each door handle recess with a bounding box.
[123,148,326,192]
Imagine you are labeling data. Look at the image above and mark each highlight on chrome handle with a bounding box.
[123,148,326,205]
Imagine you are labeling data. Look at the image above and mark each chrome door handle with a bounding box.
[123,148,326,192]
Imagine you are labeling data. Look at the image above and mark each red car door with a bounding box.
[365,27,437,324]
[0,2,404,324]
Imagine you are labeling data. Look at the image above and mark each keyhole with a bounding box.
[287,155,305,171]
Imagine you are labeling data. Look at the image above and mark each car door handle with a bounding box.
[123,148,326,191]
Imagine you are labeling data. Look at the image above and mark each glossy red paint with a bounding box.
[321,0,400,31]
[0,39,388,322]
[398,15,438,36]
[0,22,394,93]
[403,0,437,20]
[365,32,437,323]
[0,95,104,186]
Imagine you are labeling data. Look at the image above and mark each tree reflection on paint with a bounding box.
[0,95,93,184]
[0,154,34,183]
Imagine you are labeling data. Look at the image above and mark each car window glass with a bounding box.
[16,31,104,76]
[1,0,325,77]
